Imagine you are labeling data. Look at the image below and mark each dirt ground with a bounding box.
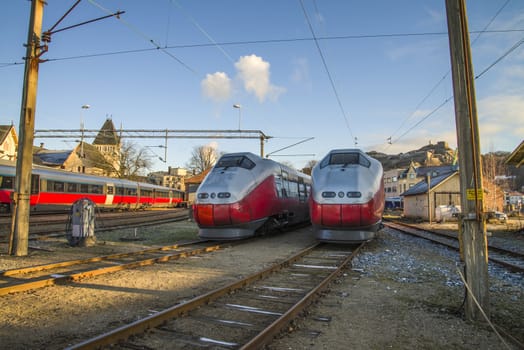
[0,219,523,349]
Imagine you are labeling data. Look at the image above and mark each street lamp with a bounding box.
[80,105,90,159]
[233,104,242,130]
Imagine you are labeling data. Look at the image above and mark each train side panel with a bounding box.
[0,159,179,212]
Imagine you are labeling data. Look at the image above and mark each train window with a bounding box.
[0,176,14,189]
[116,187,124,195]
[52,181,64,192]
[66,183,78,193]
[216,155,255,170]
[330,153,358,165]
[127,188,137,196]
[80,184,89,193]
[325,152,371,168]
[31,175,39,194]
[298,182,307,200]
[90,184,103,194]
[107,186,114,195]
[141,189,152,197]
[274,175,283,198]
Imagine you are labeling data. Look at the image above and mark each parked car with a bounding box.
[486,211,508,223]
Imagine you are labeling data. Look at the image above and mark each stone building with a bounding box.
[0,125,18,161]
[148,167,188,191]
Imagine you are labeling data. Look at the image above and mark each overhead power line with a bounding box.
[382,0,516,152]
[299,0,355,141]
[3,29,523,68]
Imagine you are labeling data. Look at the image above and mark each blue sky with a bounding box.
[1,1,523,172]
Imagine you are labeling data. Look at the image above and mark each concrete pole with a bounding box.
[445,0,489,322]
[10,0,45,256]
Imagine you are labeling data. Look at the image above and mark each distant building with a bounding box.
[0,125,18,161]
[383,168,404,199]
[148,167,188,191]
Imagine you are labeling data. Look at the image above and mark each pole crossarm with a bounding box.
[34,129,272,140]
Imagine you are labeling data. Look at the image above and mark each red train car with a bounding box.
[0,159,184,212]
[192,152,311,240]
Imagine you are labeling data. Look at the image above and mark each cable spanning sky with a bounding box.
[1,0,523,171]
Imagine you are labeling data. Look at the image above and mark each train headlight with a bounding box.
[347,191,362,198]
[210,193,216,199]
[197,193,209,199]
[338,191,345,198]
[217,192,231,198]
[321,191,336,198]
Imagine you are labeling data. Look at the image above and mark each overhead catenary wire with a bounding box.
[298,0,355,142]
[2,29,523,68]
[87,0,198,75]
[381,0,515,152]
[171,0,235,64]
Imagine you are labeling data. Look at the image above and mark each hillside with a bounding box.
[368,141,456,171]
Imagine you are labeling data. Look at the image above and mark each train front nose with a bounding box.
[193,199,252,226]
[310,198,378,228]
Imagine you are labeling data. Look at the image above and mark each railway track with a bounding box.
[0,209,189,241]
[385,221,524,273]
[66,242,364,350]
[0,240,223,296]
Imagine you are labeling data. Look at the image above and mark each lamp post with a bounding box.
[80,105,90,160]
[233,104,242,130]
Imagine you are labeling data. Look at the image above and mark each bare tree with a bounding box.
[186,145,219,174]
[116,141,154,179]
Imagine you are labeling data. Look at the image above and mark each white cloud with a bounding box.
[478,94,524,151]
[201,72,232,102]
[235,54,286,102]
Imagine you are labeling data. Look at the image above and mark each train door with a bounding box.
[105,183,115,205]
[30,174,40,206]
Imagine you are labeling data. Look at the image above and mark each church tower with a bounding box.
[93,118,121,172]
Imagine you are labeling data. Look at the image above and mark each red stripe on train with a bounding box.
[193,176,278,227]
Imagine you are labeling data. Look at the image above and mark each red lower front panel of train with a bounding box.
[310,197,383,229]
[193,177,277,228]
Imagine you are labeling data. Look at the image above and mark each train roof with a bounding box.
[217,152,310,180]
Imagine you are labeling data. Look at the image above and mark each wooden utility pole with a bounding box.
[9,0,45,256]
[445,0,489,321]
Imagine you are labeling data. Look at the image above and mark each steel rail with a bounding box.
[241,242,365,349]
[66,243,322,350]
[384,221,524,273]
[67,242,364,350]
[0,241,219,296]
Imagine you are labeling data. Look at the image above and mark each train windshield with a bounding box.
[216,155,256,170]
[321,152,371,168]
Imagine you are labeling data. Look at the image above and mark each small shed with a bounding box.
[184,168,211,205]
[402,171,460,221]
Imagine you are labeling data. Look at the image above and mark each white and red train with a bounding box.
[310,149,385,243]
[0,159,184,213]
[192,152,311,240]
